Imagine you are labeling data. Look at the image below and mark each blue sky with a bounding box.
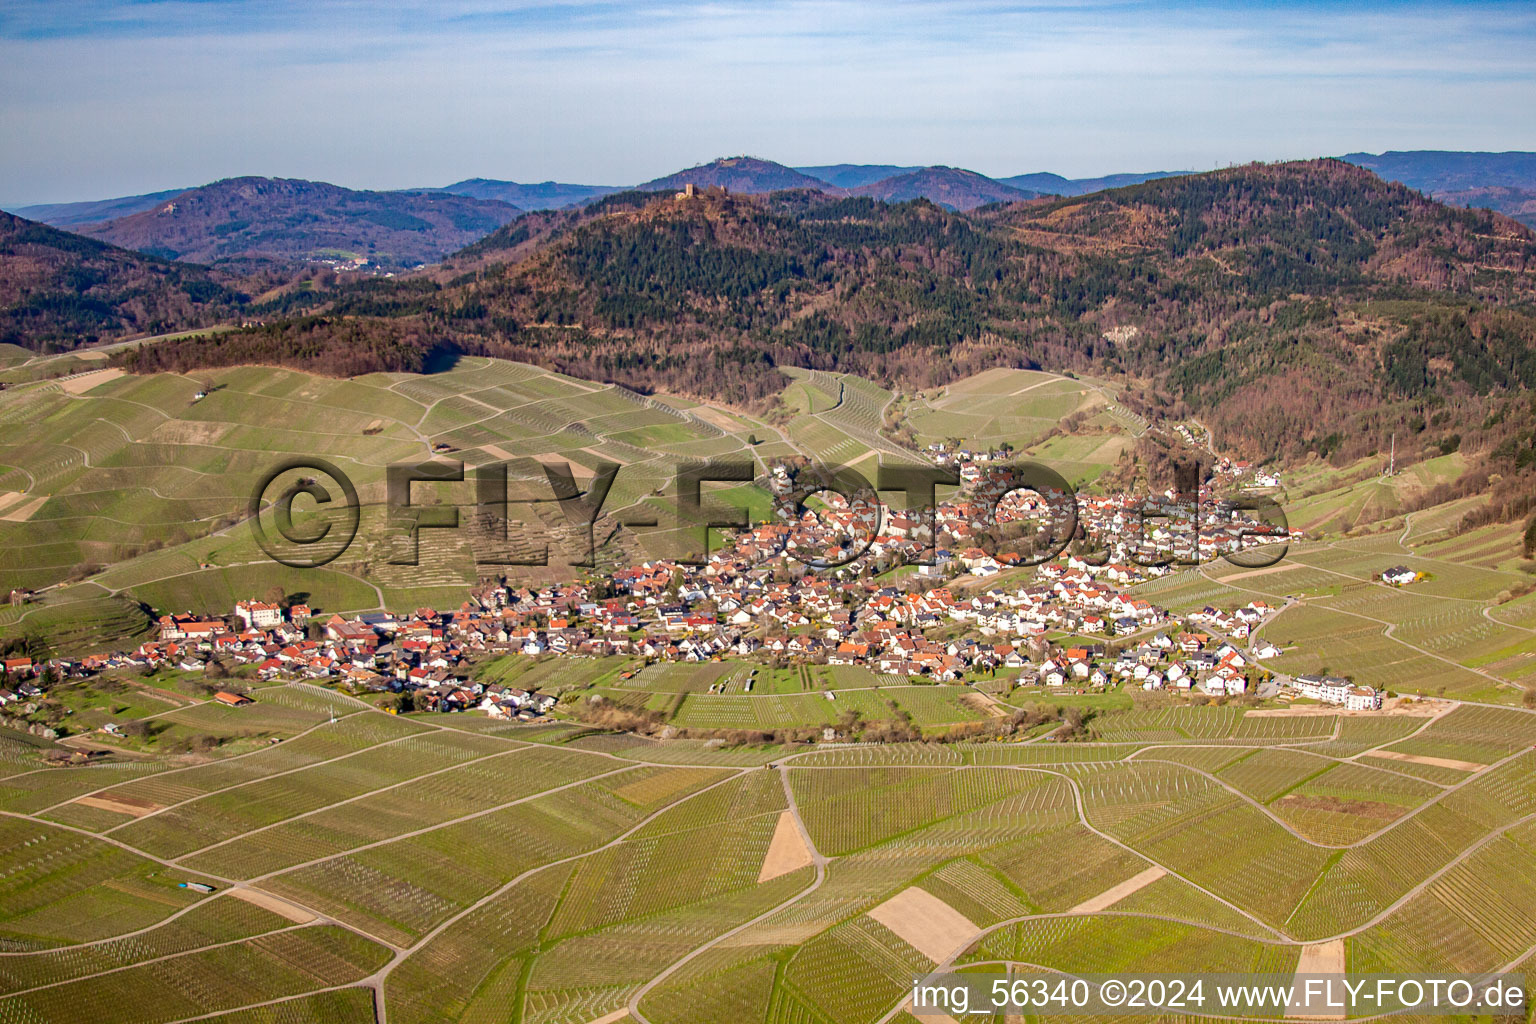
[2,0,1534,205]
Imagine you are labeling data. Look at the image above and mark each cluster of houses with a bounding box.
[1166,427,1279,487]
[63,598,572,718]
[1209,453,1282,489]
[0,657,44,707]
[1026,629,1252,696]
[28,523,1273,717]
[1186,601,1278,643]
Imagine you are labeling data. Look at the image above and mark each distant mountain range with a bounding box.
[6,151,1535,274]
[995,170,1193,195]
[116,160,1536,476]
[4,157,1194,228]
[424,178,622,210]
[1340,151,1536,192]
[793,165,1190,196]
[795,164,922,189]
[1340,151,1536,228]
[10,153,1536,487]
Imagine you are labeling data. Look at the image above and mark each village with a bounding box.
[0,459,1388,740]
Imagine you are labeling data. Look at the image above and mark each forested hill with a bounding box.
[0,211,242,351]
[635,157,841,195]
[122,160,1536,466]
[849,166,1043,210]
[79,177,521,269]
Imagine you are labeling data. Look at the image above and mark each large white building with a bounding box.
[1294,674,1382,710]
[234,600,283,630]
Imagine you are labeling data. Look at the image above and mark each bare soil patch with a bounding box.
[533,450,599,479]
[758,810,814,883]
[58,368,125,394]
[74,794,165,817]
[56,735,156,759]
[1290,939,1346,1019]
[1275,794,1404,821]
[147,419,227,446]
[1248,698,1444,719]
[1068,865,1166,914]
[0,496,47,522]
[228,887,317,923]
[691,405,744,432]
[960,691,1007,718]
[1220,562,1303,582]
[1009,375,1076,396]
[1369,750,1484,772]
[1295,939,1345,974]
[133,684,198,707]
[582,1011,630,1024]
[581,446,629,466]
[867,886,979,963]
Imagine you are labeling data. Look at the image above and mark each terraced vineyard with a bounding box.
[0,355,773,638]
[3,683,1536,1023]
[1147,523,1536,703]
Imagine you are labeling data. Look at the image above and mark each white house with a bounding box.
[234,600,283,630]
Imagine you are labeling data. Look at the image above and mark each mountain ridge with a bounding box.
[795,164,924,188]
[20,150,1536,244]
[997,169,1192,195]
[9,188,190,228]
[1342,151,1536,228]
